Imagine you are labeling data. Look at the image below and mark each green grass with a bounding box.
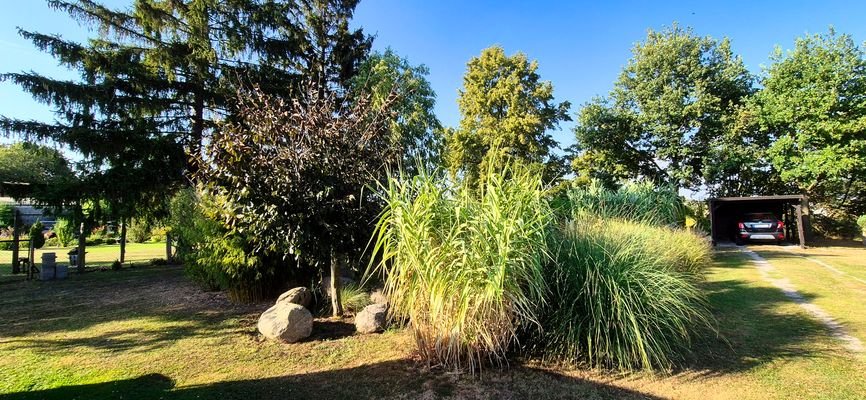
[0,242,168,281]
[1,245,865,399]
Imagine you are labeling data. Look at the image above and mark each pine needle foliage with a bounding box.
[371,162,552,372]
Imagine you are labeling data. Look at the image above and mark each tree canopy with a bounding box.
[751,29,866,216]
[445,46,571,186]
[0,142,75,201]
[573,25,753,191]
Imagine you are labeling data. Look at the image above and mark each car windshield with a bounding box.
[745,213,776,222]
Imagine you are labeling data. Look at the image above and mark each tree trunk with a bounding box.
[330,246,343,317]
[77,222,86,273]
[119,220,127,264]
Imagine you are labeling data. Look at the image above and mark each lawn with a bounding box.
[0,242,168,282]
[0,245,864,399]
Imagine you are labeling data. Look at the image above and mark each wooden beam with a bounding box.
[11,209,20,274]
[795,205,806,249]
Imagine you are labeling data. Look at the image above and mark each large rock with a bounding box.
[257,303,313,343]
[276,287,312,308]
[355,303,387,334]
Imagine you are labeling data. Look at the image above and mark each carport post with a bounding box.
[795,205,806,249]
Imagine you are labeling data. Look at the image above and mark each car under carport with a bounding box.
[708,195,812,248]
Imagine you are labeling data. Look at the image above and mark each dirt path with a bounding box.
[742,248,864,353]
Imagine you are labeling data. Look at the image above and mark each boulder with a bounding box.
[355,303,387,334]
[276,287,312,308]
[257,303,313,343]
[369,289,387,305]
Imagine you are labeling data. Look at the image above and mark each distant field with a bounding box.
[0,242,168,282]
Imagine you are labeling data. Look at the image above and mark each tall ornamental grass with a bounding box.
[371,163,552,371]
[564,181,685,226]
[537,216,713,371]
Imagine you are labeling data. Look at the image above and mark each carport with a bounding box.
[708,195,811,248]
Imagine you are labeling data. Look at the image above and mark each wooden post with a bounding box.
[795,205,806,249]
[165,232,172,261]
[27,237,35,280]
[77,222,86,273]
[119,219,127,264]
[11,209,20,274]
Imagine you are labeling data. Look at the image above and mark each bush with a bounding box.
[168,186,280,302]
[45,236,61,247]
[0,203,13,228]
[29,221,46,249]
[86,237,104,246]
[150,258,168,266]
[127,219,152,243]
[111,259,122,271]
[54,218,76,247]
[535,217,713,371]
[372,162,551,371]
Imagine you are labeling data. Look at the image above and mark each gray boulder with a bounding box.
[355,303,388,334]
[277,287,312,308]
[257,303,313,343]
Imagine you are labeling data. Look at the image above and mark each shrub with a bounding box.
[45,236,61,247]
[54,218,76,247]
[86,237,104,246]
[535,217,712,371]
[128,219,152,243]
[563,181,685,226]
[0,203,13,228]
[150,258,168,266]
[857,215,866,236]
[29,221,46,249]
[372,162,551,371]
[111,259,122,271]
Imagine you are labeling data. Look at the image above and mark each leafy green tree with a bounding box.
[29,221,46,249]
[752,29,866,216]
[352,49,442,171]
[573,25,753,190]
[203,80,400,315]
[0,143,75,201]
[446,46,570,186]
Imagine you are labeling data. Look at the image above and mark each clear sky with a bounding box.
[2,0,866,151]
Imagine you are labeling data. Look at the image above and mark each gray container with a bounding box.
[40,265,56,280]
[55,264,68,279]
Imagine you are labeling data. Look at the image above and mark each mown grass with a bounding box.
[1,246,864,399]
[0,242,167,282]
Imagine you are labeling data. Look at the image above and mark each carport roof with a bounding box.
[709,195,805,202]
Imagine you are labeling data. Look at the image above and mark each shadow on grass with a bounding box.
[680,276,832,375]
[0,361,666,400]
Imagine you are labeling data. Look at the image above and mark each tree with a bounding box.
[573,25,753,190]
[0,143,75,201]
[351,49,442,171]
[446,46,570,186]
[203,80,399,315]
[752,29,866,217]
[1,0,372,217]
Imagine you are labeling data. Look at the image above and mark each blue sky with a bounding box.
[2,0,866,150]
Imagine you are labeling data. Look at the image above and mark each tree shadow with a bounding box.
[0,360,666,400]
[678,276,833,376]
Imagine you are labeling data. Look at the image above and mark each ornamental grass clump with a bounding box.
[565,181,685,226]
[371,163,551,372]
[537,216,713,371]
